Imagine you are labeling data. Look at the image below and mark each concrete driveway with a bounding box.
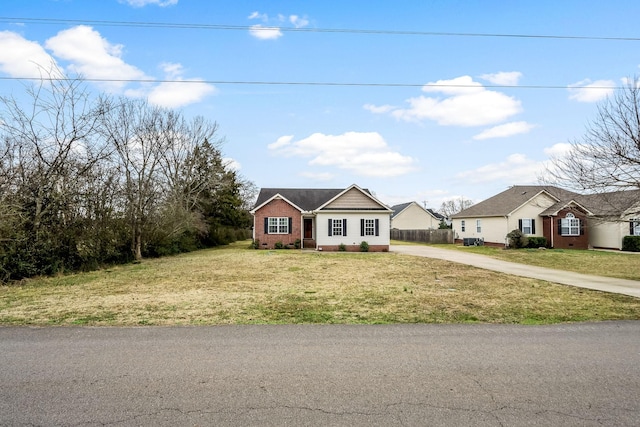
[391,245,640,299]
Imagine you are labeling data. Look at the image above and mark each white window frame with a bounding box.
[476,219,482,233]
[332,219,344,236]
[461,220,466,232]
[364,219,375,236]
[522,218,533,235]
[631,218,640,236]
[268,217,289,234]
[560,213,580,236]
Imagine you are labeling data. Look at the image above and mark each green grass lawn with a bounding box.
[395,241,640,281]
[1,241,639,326]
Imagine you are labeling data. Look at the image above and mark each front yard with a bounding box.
[1,241,639,326]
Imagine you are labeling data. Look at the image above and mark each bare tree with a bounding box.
[100,97,170,260]
[438,197,474,218]
[545,78,640,193]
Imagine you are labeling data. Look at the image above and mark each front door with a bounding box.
[304,218,313,239]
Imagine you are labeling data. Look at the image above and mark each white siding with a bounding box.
[392,204,439,230]
[316,212,390,247]
[589,216,638,250]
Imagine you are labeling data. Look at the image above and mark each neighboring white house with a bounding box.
[451,185,640,250]
[390,202,444,230]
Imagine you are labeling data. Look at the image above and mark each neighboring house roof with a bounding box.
[576,189,640,217]
[390,202,444,220]
[251,184,390,213]
[451,185,580,218]
[539,199,593,216]
[451,185,639,219]
[427,209,446,221]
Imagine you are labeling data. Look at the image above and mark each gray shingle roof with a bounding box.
[451,185,580,218]
[253,188,373,211]
[390,202,445,220]
[390,202,412,218]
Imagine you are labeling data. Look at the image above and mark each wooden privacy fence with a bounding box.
[391,228,454,244]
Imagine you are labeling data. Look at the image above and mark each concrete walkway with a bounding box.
[391,245,640,299]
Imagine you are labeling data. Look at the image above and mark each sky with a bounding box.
[1,0,640,210]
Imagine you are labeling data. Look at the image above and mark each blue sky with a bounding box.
[1,0,639,209]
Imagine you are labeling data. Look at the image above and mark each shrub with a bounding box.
[506,229,528,249]
[294,238,301,249]
[526,236,548,248]
[338,243,346,251]
[274,241,284,249]
[359,241,369,252]
[250,239,260,249]
[622,236,640,252]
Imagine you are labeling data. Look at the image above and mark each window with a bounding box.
[328,218,347,236]
[631,219,640,236]
[267,217,289,234]
[364,219,375,236]
[476,219,482,233]
[461,220,466,232]
[560,213,580,236]
[360,218,379,236]
[332,219,343,236]
[520,218,535,235]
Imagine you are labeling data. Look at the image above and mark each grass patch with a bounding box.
[1,241,639,325]
[409,242,640,281]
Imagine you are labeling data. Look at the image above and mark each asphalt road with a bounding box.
[1,323,639,426]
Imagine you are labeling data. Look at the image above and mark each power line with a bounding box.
[0,76,625,90]
[1,16,639,41]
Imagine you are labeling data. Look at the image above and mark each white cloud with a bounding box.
[248,12,308,39]
[223,158,241,171]
[363,103,395,114]
[249,25,283,40]
[248,11,268,21]
[456,153,544,184]
[0,31,57,78]
[119,0,178,7]
[45,26,148,90]
[269,131,417,178]
[473,121,536,140]
[568,79,615,103]
[480,71,522,86]
[543,142,573,158]
[370,75,522,127]
[289,15,309,28]
[268,135,294,150]
[146,62,216,108]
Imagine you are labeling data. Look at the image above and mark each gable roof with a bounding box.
[451,185,580,218]
[251,184,390,213]
[391,202,444,220]
[252,188,343,212]
[576,189,640,217]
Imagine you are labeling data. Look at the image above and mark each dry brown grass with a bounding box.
[1,241,639,325]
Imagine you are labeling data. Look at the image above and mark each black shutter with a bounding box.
[288,217,293,235]
[631,221,635,236]
[518,219,523,231]
[557,219,562,235]
[264,217,269,234]
[531,219,536,234]
[361,219,365,236]
[580,219,585,235]
[328,218,332,236]
[375,219,379,236]
[343,219,347,236]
